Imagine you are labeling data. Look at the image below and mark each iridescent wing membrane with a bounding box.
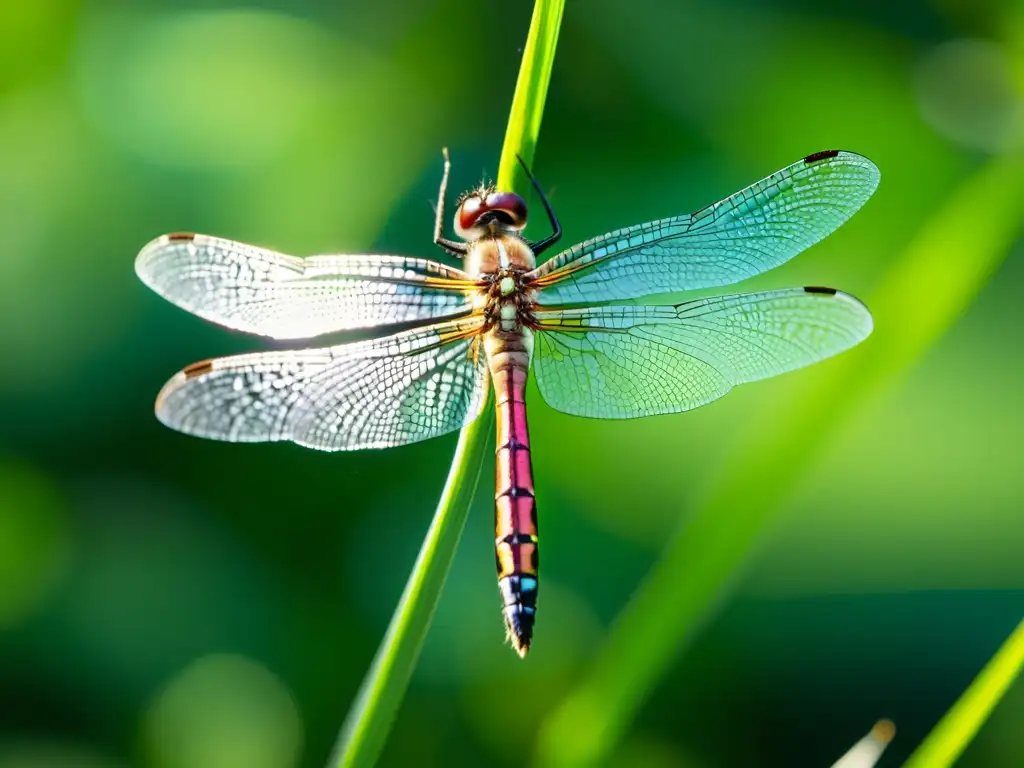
[532,288,871,418]
[528,151,879,304]
[528,151,879,416]
[136,233,478,339]
[138,233,487,450]
[155,317,488,450]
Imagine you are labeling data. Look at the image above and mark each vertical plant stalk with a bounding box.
[329,2,564,766]
[328,406,492,768]
[903,619,1024,768]
[537,151,1024,768]
[498,0,564,192]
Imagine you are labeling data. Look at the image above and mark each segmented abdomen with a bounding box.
[488,332,538,657]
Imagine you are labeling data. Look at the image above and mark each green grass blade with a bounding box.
[498,0,565,193]
[903,619,1024,768]
[329,2,565,766]
[536,151,1024,768]
[328,402,493,768]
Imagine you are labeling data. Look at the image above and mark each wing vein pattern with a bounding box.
[532,288,872,419]
[155,318,489,450]
[136,234,477,339]
[529,152,879,304]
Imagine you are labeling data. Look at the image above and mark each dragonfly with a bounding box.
[136,148,879,657]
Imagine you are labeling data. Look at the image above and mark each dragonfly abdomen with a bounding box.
[487,331,538,658]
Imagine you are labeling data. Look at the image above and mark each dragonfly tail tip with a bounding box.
[503,614,536,663]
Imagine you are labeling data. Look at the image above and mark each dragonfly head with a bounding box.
[454,187,528,240]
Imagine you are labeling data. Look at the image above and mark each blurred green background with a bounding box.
[1,0,1022,766]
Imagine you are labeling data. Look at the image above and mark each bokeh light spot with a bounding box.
[75,10,338,168]
[143,654,303,768]
[915,39,1024,153]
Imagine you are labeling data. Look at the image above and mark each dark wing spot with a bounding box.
[804,286,838,295]
[183,360,214,379]
[166,232,196,242]
[803,150,841,164]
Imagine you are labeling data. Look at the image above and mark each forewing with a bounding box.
[155,317,489,450]
[136,233,478,339]
[529,151,879,305]
[532,287,872,419]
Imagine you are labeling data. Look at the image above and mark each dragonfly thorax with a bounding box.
[466,235,537,334]
[465,234,537,278]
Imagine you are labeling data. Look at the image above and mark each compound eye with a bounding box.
[455,195,484,236]
[460,195,483,228]
[484,192,528,229]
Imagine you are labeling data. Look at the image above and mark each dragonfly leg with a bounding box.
[434,147,468,256]
[516,154,561,255]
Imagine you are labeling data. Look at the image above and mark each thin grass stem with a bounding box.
[903,619,1024,768]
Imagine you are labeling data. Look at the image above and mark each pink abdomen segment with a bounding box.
[491,356,538,658]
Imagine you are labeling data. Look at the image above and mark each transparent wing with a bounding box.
[532,287,871,419]
[528,151,879,305]
[136,233,480,340]
[154,317,489,450]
